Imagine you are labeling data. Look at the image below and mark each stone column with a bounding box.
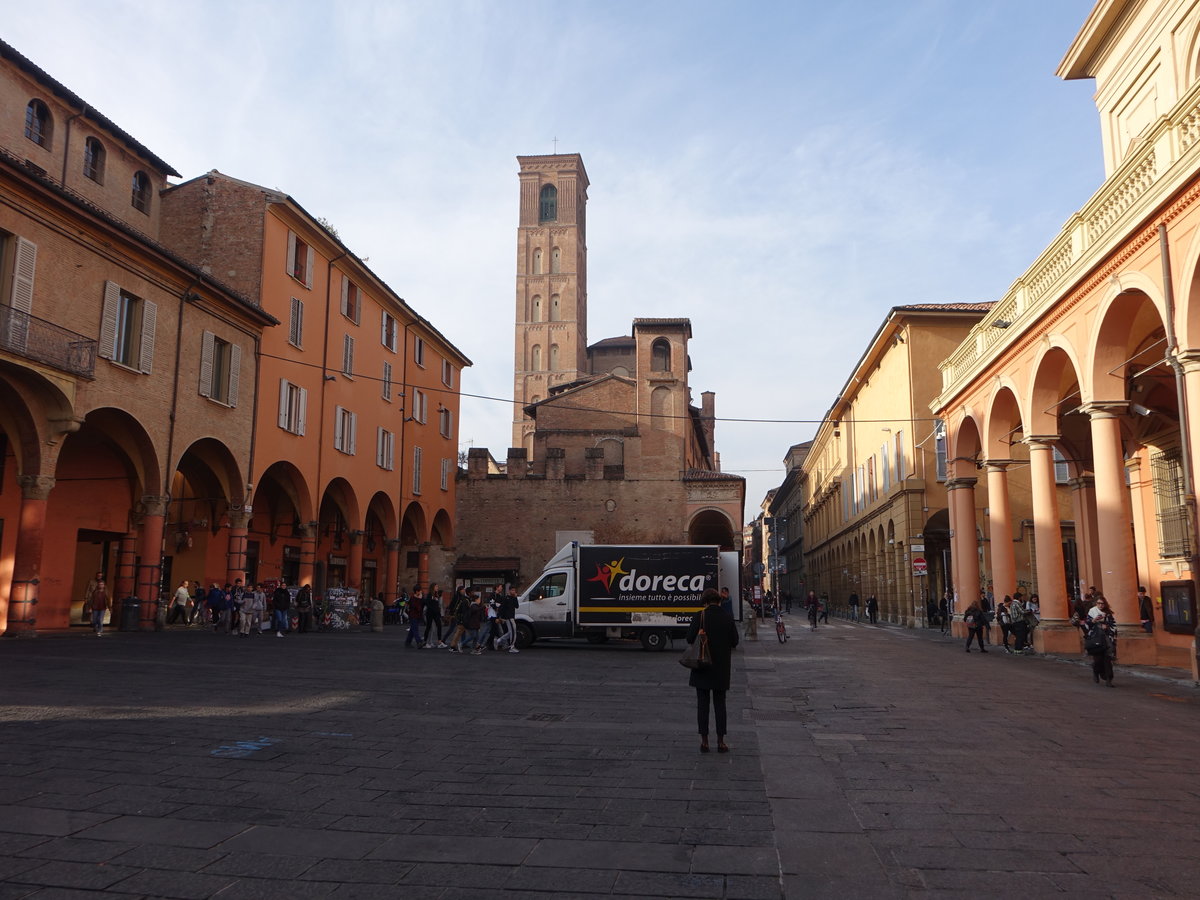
[1178,352,1200,680]
[225,509,250,587]
[417,542,430,590]
[5,475,55,637]
[947,477,979,619]
[1083,404,1138,625]
[298,523,318,587]
[384,539,402,605]
[137,495,168,631]
[348,531,364,590]
[985,463,1016,599]
[1068,476,1099,596]
[1026,437,1074,653]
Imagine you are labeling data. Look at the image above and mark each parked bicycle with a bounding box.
[775,608,788,643]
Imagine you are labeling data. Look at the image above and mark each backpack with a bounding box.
[1084,623,1108,655]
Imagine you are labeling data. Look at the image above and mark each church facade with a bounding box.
[455,154,743,591]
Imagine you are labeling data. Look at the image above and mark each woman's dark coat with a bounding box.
[686,603,739,691]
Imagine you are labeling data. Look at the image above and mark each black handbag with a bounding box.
[679,610,712,669]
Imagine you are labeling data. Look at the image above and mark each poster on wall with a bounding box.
[324,587,360,631]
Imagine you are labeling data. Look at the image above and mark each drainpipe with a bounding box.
[164,277,202,499]
[1157,223,1200,674]
[60,104,85,186]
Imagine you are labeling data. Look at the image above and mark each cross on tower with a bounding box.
[552,136,559,154]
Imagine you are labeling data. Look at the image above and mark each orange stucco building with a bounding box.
[933,0,1200,673]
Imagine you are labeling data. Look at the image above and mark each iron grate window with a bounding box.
[1151,448,1191,559]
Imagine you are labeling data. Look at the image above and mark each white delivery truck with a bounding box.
[513,543,740,651]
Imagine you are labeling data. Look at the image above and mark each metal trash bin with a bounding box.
[119,597,140,632]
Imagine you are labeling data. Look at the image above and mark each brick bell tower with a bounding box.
[512,153,589,455]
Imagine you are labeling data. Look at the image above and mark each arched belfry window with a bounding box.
[550,247,561,273]
[550,294,561,321]
[533,248,542,274]
[531,345,542,370]
[651,338,671,372]
[550,344,560,371]
[539,184,557,222]
[531,295,542,322]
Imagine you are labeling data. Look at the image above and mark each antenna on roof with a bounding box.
[552,136,559,154]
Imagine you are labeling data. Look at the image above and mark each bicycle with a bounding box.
[774,608,788,643]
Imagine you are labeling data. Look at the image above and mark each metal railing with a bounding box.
[0,306,96,377]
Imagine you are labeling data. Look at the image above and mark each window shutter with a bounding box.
[297,386,308,435]
[11,237,36,314]
[340,275,349,317]
[348,412,357,455]
[227,343,241,407]
[138,299,157,373]
[286,231,297,277]
[376,427,384,467]
[304,246,314,288]
[199,331,215,397]
[289,297,303,345]
[98,281,119,359]
[278,379,290,429]
[343,334,354,376]
[387,433,394,470]
[334,405,344,451]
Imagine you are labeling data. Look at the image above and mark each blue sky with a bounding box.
[5,0,1101,515]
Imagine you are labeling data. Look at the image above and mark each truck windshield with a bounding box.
[531,572,567,601]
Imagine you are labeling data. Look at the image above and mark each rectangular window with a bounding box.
[441,358,455,388]
[288,297,304,347]
[441,457,452,491]
[333,405,357,455]
[342,334,355,377]
[199,331,241,406]
[1152,448,1191,559]
[382,361,393,400]
[934,420,947,481]
[99,281,156,373]
[1053,447,1070,484]
[376,427,395,470]
[414,335,426,367]
[412,389,428,424]
[277,379,307,435]
[412,446,423,495]
[1,233,36,351]
[340,276,361,324]
[286,231,314,288]
[881,443,891,494]
[439,406,452,438]
[381,312,397,351]
[867,457,876,502]
[895,431,905,481]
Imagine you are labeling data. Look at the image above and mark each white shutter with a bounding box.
[340,275,349,317]
[227,343,241,407]
[387,432,394,470]
[304,245,313,288]
[11,237,36,314]
[381,312,388,347]
[334,405,344,451]
[348,411,357,455]
[198,331,215,397]
[138,299,156,373]
[376,427,384,467]
[278,379,290,429]
[296,386,308,435]
[98,281,119,359]
[286,231,297,277]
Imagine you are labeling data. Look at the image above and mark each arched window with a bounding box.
[532,248,542,274]
[83,137,105,183]
[530,345,542,370]
[131,171,151,214]
[651,338,671,372]
[550,294,561,321]
[531,295,542,322]
[539,184,557,222]
[550,247,561,273]
[651,386,672,420]
[24,99,51,147]
[549,344,559,371]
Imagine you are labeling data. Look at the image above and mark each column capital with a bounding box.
[138,494,169,517]
[16,474,55,500]
[1079,401,1127,419]
[227,509,251,529]
[982,459,1015,471]
[1177,349,1200,373]
[299,522,319,539]
[1067,475,1095,490]
[945,477,978,491]
[386,539,403,551]
[349,530,364,546]
[1023,434,1060,449]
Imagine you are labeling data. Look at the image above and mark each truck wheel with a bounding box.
[515,621,535,649]
[640,629,669,652]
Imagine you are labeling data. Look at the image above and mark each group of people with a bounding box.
[166,579,308,637]
[402,583,522,655]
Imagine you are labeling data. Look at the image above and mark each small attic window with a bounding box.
[651,338,671,372]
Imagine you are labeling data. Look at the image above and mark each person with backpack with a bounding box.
[997,596,1014,651]
[404,586,425,647]
[271,581,292,637]
[422,583,447,648]
[295,584,314,633]
[963,600,988,653]
[496,586,521,653]
[1083,594,1117,686]
[1009,592,1031,653]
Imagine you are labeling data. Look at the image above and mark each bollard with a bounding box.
[371,598,384,633]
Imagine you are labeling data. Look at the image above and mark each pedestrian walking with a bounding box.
[848,592,860,622]
[422,582,447,647]
[963,601,988,653]
[272,581,291,637]
[865,594,878,625]
[208,583,230,634]
[937,592,950,634]
[1010,592,1031,653]
[167,579,191,626]
[806,591,819,631]
[86,574,110,635]
[1138,586,1154,633]
[296,584,314,633]
[818,594,830,624]
[497,586,521,652]
[404,587,425,647]
[997,595,1013,651]
[686,587,739,754]
[1083,594,1118,686]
